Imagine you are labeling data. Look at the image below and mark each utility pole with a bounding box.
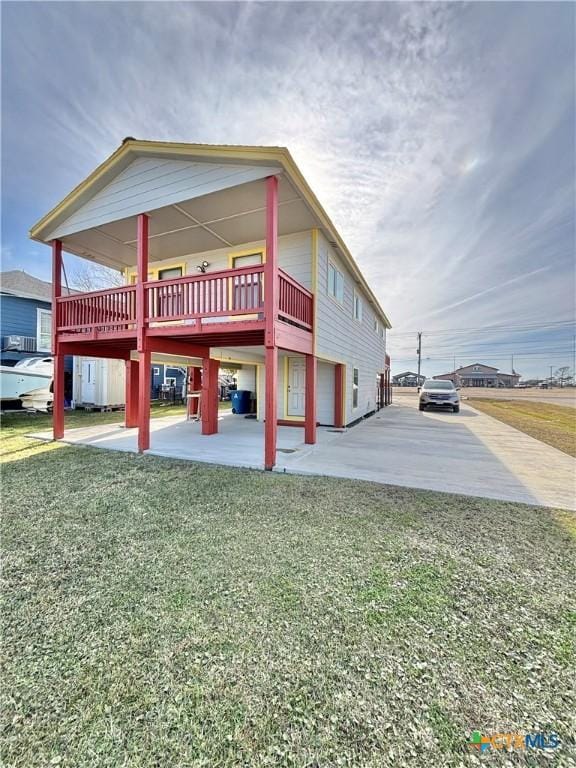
[416,332,422,382]
[550,364,553,387]
[511,354,514,373]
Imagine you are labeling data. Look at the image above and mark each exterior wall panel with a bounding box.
[132,231,312,291]
[50,158,280,239]
[315,232,386,424]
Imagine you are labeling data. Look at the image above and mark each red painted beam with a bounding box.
[264,176,279,348]
[144,337,206,359]
[305,355,317,444]
[125,360,139,428]
[136,213,149,352]
[264,345,278,469]
[201,358,219,435]
[57,343,131,360]
[275,321,313,355]
[51,240,64,439]
[334,363,345,428]
[138,350,151,452]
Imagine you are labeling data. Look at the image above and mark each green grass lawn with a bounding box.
[1,411,575,767]
[469,398,576,457]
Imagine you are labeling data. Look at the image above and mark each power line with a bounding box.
[390,337,572,349]
[392,320,575,337]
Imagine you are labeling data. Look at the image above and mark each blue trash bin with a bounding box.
[231,389,251,414]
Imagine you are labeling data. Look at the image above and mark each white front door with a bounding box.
[82,360,96,403]
[287,357,305,416]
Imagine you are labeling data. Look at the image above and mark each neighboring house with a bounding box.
[152,364,186,397]
[434,363,520,388]
[0,270,57,365]
[30,139,392,469]
[393,371,426,387]
[0,270,76,403]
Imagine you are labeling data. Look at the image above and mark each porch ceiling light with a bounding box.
[196,261,210,273]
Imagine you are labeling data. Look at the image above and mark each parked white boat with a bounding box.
[20,386,53,412]
[0,356,53,402]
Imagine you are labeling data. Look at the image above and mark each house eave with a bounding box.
[29,139,391,329]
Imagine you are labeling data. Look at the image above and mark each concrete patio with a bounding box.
[29,401,576,510]
[29,410,340,470]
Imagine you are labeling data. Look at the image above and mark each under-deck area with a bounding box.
[30,409,338,470]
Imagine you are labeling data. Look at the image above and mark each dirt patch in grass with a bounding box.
[469,398,576,457]
[2,412,575,767]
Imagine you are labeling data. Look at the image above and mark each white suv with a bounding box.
[419,380,460,413]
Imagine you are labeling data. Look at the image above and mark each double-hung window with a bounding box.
[36,309,52,352]
[328,262,344,303]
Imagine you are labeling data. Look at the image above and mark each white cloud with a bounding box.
[2,1,574,378]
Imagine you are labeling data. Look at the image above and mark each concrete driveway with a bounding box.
[278,399,576,510]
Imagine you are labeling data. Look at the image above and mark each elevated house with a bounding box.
[434,363,520,388]
[30,139,391,469]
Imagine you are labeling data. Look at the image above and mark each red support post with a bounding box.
[51,240,64,439]
[265,345,278,470]
[201,357,219,435]
[136,213,149,353]
[264,176,279,348]
[136,214,150,452]
[125,360,139,428]
[305,354,317,444]
[334,363,345,428]
[264,175,279,469]
[138,351,151,452]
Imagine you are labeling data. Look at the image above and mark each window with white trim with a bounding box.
[352,367,359,408]
[328,262,344,303]
[36,309,52,352]
[353,291,363,322]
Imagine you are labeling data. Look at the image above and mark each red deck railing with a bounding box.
[145,264,264,323]
[278,269,313,330]
[57,285,136,334]
[56,266,313,335]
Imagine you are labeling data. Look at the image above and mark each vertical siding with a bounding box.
[315,232,386,424]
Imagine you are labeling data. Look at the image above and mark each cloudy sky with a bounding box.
[2,1,574,378]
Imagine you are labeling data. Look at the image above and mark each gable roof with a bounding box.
[456,363,499,373]
[1,270,60,302]
[393,371,424,378]
[29,139,391,328]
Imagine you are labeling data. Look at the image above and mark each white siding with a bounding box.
[50,157,279,239]
[137,230,312,290]
[315,232,386,424]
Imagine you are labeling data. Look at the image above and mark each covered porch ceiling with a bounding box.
[56,175,317,271]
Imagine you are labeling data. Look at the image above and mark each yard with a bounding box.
[469,398,576,457]
[1,410,575,767]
